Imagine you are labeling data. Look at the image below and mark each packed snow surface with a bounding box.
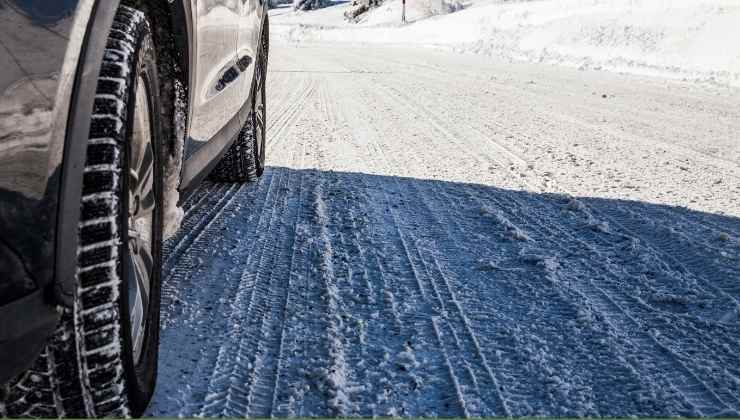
[148,31,740,417]
[272,0,740,86]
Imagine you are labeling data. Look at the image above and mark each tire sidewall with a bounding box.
[254,19,268,176]
[117,26,164,414]
[254,81,266,176]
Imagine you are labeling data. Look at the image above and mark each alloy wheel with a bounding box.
[126,75,156,365]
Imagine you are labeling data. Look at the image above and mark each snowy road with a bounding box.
[147,41,740,417]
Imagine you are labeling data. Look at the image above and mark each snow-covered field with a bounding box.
[148,21,740,416]
[272,0,740,86]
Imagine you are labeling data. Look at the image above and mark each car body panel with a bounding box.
[0,0,83,304]
[237,0,264,109]
[184,0,240,159]
[179,0,267,197]
[0,0,94,384]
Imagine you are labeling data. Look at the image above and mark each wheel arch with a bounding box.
[121,0,192,157]
[55,0,122,306]
[55,0,193,306]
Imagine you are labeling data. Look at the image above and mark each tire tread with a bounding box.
[208,122,260,183]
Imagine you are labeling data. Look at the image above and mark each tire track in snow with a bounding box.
[352,49,740,181]
[266,143,317,419]
[151,174,273,416]
[314,77,463,417]
[196,75,360,417]
[334,49,538,184]
[488,192,736,416]
[160,183,243,326]
[241,171,303,418]
[342,76,587,415]
[313,85,373,417]
[157,71,316,417]
[542,211,736,416]
[388,69,740,414]
[257,80,356,418]
[436,190,636,415]
[352,174,470,417]
[239,90,319,416]
[260,138,315,419]
[546,200,740,414]
[352,60,740,416]
[328,77,512,417]
[266,76,316,149]
[193,168,286,416]
[334,48,740,414]
[415,75,740,295]
[463,181,732,416]
[432,185,677,416]
[356,80,552,415]
[354,175,470,417]
[265,74,305,136]
[384,179,513,417]
[267,81,348,418]
[180,181,220,215]
[329,167,464,416]
[314,82,448,417]
[372,77,533,181]
[196,141,304,417]
[585,201,740,315]
[344,72,684,416]
[346,49,739,216]
[162,183,242,277]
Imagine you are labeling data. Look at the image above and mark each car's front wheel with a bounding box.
[2,5,164,417]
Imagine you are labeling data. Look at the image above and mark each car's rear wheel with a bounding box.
[209,18,269,183]
[2,5,163,417]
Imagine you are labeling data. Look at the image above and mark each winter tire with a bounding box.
[2,6,164,417]
[209,18,269,183]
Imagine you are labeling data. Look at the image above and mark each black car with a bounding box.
[0,0,269,416]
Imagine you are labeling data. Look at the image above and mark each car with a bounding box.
[0,0,269,416]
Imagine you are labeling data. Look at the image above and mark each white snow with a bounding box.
[490,209,531,241]
[163,80,187,241]
[272,0,740,86]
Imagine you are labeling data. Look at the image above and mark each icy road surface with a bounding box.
[148,42,740,417]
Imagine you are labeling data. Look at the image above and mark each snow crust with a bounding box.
[273,0,740,86]
[163,80,186,241]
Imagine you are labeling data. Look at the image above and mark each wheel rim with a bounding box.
[127,75,155,365]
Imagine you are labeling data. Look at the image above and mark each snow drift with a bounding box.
[272,0,740,86]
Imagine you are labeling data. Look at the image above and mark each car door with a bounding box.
[236,0,264,108]
[185,0,242,160]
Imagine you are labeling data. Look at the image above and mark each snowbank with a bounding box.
[272,0,740,86]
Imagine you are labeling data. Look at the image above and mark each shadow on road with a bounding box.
[152,166,740,418]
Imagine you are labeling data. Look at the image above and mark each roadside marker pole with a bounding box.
[402,0,406,23]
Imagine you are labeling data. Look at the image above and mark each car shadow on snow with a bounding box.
[151,166,740,418]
